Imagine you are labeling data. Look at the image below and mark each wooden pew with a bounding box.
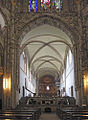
[66,110,88,120]
[56,107,88,120]
[0,108,41,120]
[0,112,33,120]
[8,108,41,119]
[56,108,72,120]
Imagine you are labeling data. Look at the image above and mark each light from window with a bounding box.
[69,50,72,64]
[41,0,50,10]
[46,86,50,90]
[29,0,38,12]
[29,0,62,12]
[23,52,27,73]
[52,0,62,10]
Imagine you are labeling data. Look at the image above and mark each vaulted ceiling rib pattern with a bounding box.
[21,24,73,77]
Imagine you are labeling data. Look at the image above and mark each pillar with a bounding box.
[62,0,69,12]
[73,43,83,106]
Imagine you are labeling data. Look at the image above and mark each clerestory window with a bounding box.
[29,0,62,12]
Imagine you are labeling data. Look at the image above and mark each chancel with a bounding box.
[0,0,88,120]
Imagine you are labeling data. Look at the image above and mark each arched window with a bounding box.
[23,52,27,74]
[41,0,51,10]
[51,0,62,10]
[69,50,72,64]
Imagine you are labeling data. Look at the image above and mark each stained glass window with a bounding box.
[41,0,50,10]
[29,0,62,12]
[52,0,62,10]
[29,0,38,12]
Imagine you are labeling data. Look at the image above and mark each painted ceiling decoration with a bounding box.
[21,24,73,78]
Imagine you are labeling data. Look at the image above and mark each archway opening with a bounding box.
[19,24,76,104]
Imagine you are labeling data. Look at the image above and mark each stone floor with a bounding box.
[39,113,60,120]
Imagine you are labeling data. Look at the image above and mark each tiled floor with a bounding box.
[39,113,60,120]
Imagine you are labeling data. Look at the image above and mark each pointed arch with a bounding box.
[35,60,60,74]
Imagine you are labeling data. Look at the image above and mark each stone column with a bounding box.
[62,0,69,12]
[73,43,82,106]
[2,25,13,110]
[2,4,20,109]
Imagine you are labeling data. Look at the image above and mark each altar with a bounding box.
[26,96,75,112]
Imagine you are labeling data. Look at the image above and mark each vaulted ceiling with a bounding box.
[21,24,73,78]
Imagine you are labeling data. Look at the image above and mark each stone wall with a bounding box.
[0,0,88,108]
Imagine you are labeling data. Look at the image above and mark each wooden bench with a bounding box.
[57,108,88,120]
[56,108,72,119]
[66,110,88,120]
[0,112,33,120]
[9,109,41,119]
[0,108,41,120]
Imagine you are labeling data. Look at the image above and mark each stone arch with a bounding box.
[0,42,4,69]
[17,15,79,81]
[17,14,80,102]
[0,7,10,76]
[17,13,80,77]
[0,6,10,26]
[18,14,78,46]
[0,7,8,68]
[17,14,79,77]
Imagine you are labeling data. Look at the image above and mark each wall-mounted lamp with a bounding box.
[83,71,88,95]
[3,77,11,90]
[3,78,7,89]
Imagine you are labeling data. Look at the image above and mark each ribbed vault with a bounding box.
[21,24,73,78]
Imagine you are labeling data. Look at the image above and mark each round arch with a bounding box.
[18,14,80,102]
[18,14,78,46]
[0,6,10,26]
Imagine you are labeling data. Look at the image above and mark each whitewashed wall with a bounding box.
[60,70,65,97]
[19,52,36,100]
[60,50,76,98]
